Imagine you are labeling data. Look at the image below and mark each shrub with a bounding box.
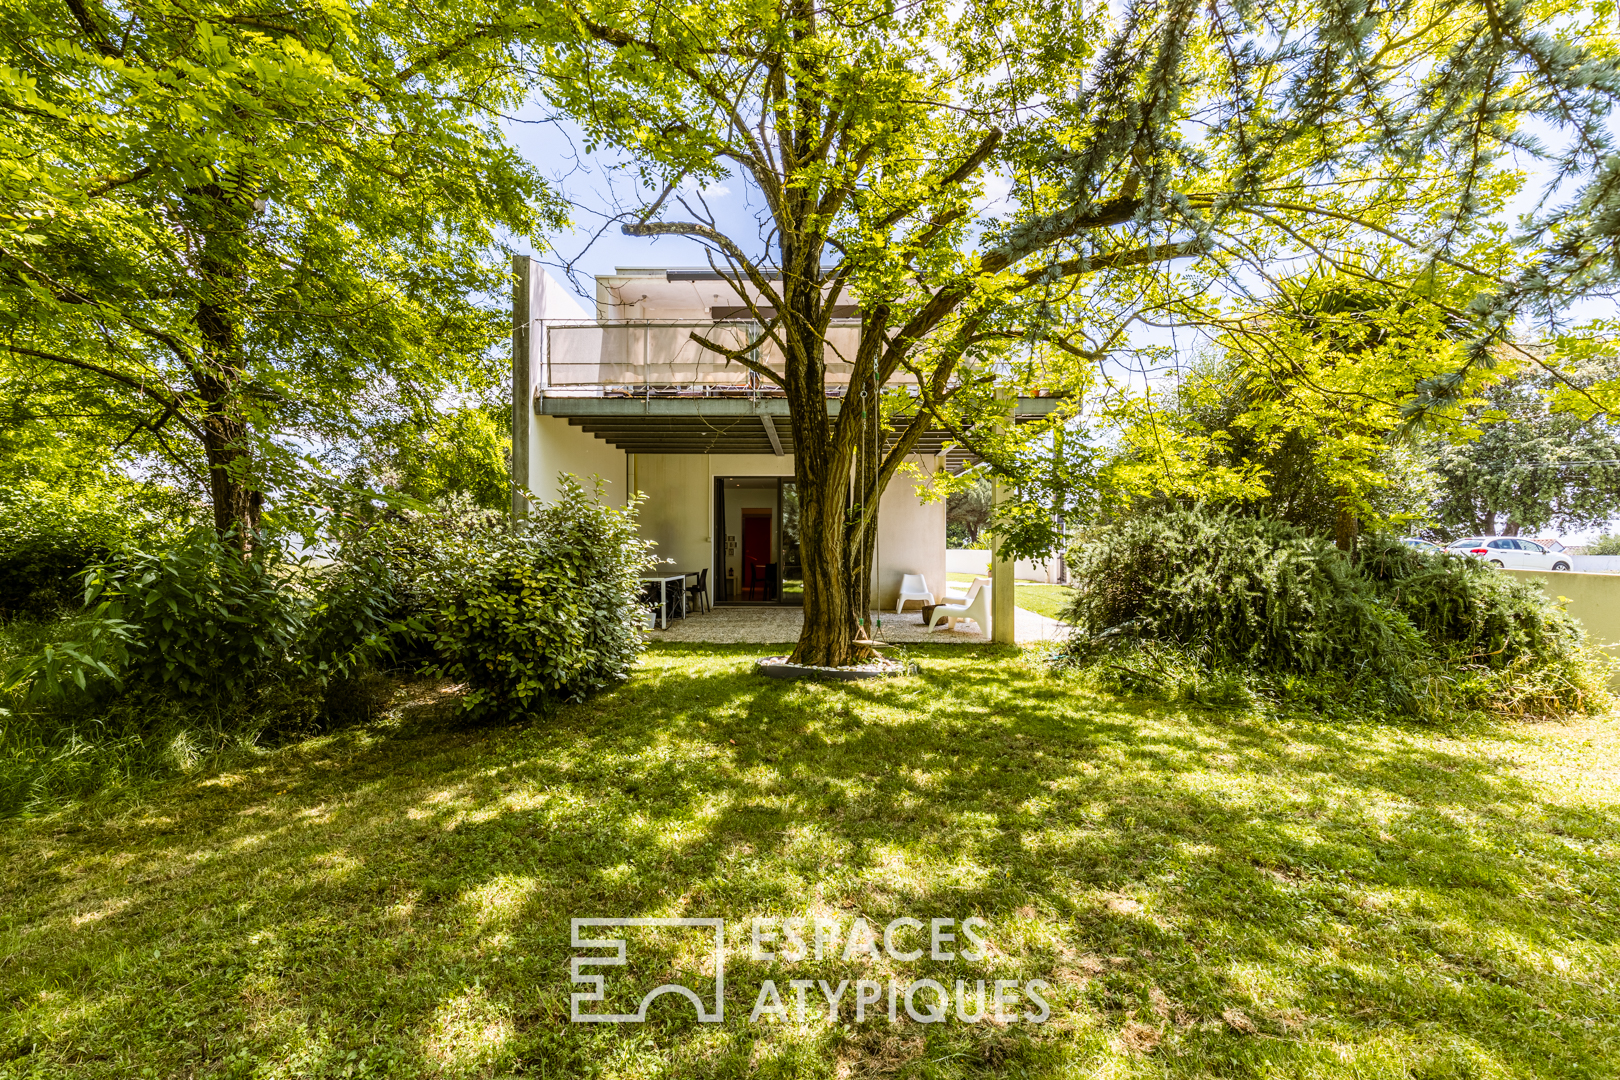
[411,479,652,717]
[1354,537,1581,666]
[1587,533,1620,556]
[4,527,400,712]
[1062,507,1426,703]
[1061,507,1601,715]
[0,530,402,817]
[78,529,313,703]
[0,479,177,617]
[0,482,649,816]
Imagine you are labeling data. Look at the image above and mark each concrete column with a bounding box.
[990,475,1016,643]
[989,391,1016,644]
[511,254,532,527]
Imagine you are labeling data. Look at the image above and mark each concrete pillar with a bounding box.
[990,476,1016,643]
[511,254,533,527]
[990,391,1016,644]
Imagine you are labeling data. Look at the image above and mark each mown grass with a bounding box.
[2,645,1618,1078]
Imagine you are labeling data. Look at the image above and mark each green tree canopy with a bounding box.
[1431,367,1620,537]
[0,0,561,543]
[946,476,993,547]
[521,0,1620,663]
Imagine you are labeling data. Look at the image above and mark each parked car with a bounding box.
[1446,536,1572,571]
[1529,537,1568,553]
[1399,537,1445,554]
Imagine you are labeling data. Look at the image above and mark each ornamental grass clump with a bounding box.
[1061,508,1603,716]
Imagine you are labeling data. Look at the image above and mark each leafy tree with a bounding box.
[528,0,1620,665]
[946,476,993,547]
[1161,276,1459,544]
[0,0,560,546]
[354,404,513,512]
[1431,372,1620,537]
[0,359,193,614]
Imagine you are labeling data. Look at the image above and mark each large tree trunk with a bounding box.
[1333,498,1358,553]
[783,280,861,665]
[191,213,263,551]
[794,464,855,665]
[197,385,262,546]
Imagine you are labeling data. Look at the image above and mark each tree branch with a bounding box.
[686,328,788,391]
[2,343,204,441]
[621,220,786,310]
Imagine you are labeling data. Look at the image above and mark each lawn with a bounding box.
[2,645,1618,1078]
[947,573,1073,622]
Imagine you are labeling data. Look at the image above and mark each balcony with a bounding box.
[541,320,917,397]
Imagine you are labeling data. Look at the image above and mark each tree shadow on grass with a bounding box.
[0,647,1615,1078]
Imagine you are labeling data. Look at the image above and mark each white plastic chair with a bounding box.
[927,577,992,636]
[896,573,935,614]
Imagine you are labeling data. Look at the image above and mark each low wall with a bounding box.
[1572,555,1620,574]
[1503,568,1620,688]
[945,548,1060,582]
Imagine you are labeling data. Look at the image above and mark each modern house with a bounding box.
[509,257,1056,613]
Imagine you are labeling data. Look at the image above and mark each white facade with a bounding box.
[513,263,948,610]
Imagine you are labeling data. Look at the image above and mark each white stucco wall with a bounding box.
[631,453,795,579]
[874,457,947,611]
[528,414,628,508]
[627,451,944,610]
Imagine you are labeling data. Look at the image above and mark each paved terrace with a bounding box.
[647,605,1066,644]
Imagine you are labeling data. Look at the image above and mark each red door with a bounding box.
[742,513,771,599]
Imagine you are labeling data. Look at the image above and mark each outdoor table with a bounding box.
[639,573,688,628]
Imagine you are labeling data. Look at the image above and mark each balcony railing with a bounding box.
[542,320,913,396]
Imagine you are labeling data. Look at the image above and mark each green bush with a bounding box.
[1061,507,1602,715]
[3,527,399,716]
[0,482,649,815]
[0,479,177,617]
[84,529,312,703]
[407,480,652,717]
[1354,537,1581,665]
[0,531,400,817]
[1587,534,1620,556]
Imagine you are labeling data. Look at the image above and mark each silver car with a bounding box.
[1446,536,1572,571]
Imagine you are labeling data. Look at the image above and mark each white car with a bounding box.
[1400,537,1445,555]
[1446,536,1572,571]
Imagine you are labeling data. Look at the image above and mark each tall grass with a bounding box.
[0,614,273,817]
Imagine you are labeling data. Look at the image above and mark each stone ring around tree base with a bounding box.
[755,655,909,680]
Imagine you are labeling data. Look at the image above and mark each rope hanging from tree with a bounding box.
[850,375,883,651]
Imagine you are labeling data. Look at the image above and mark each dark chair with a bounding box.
[686,568,710,613]
[762,562,778,601]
